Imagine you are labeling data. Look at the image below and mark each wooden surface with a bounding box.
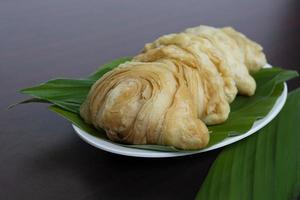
[0,0,299,199]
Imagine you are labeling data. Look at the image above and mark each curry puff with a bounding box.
[80,25,267,150]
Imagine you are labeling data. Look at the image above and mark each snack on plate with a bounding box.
[80,25,267,150]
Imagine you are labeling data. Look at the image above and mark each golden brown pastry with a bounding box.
[80,25,267,150]
[184,25,266,95]
[80,62,209,149]
[134,43,230,125]
[221,27,267,73]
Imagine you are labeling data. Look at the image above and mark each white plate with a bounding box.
[72,65,287,158]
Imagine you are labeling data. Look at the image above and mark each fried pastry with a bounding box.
[80,25,267,150]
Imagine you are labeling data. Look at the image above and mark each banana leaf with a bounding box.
[18,58,298,151]
[196,88,300,200]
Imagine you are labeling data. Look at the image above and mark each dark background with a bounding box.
[0,0,299,199]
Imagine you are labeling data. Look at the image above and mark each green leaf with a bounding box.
[231,68,297,110]
[49,105,106,139]
[48,68,297,151]
[7,98,50,109]
[20,79,93,113]
[19,57,132,113]
[18,58,298,151]
[196,89,300,200]
[207,82,284,146]
[207,68,298,146]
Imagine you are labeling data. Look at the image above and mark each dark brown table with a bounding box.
[1,0,299,199]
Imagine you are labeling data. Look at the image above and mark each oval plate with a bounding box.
[72,65,287,157]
